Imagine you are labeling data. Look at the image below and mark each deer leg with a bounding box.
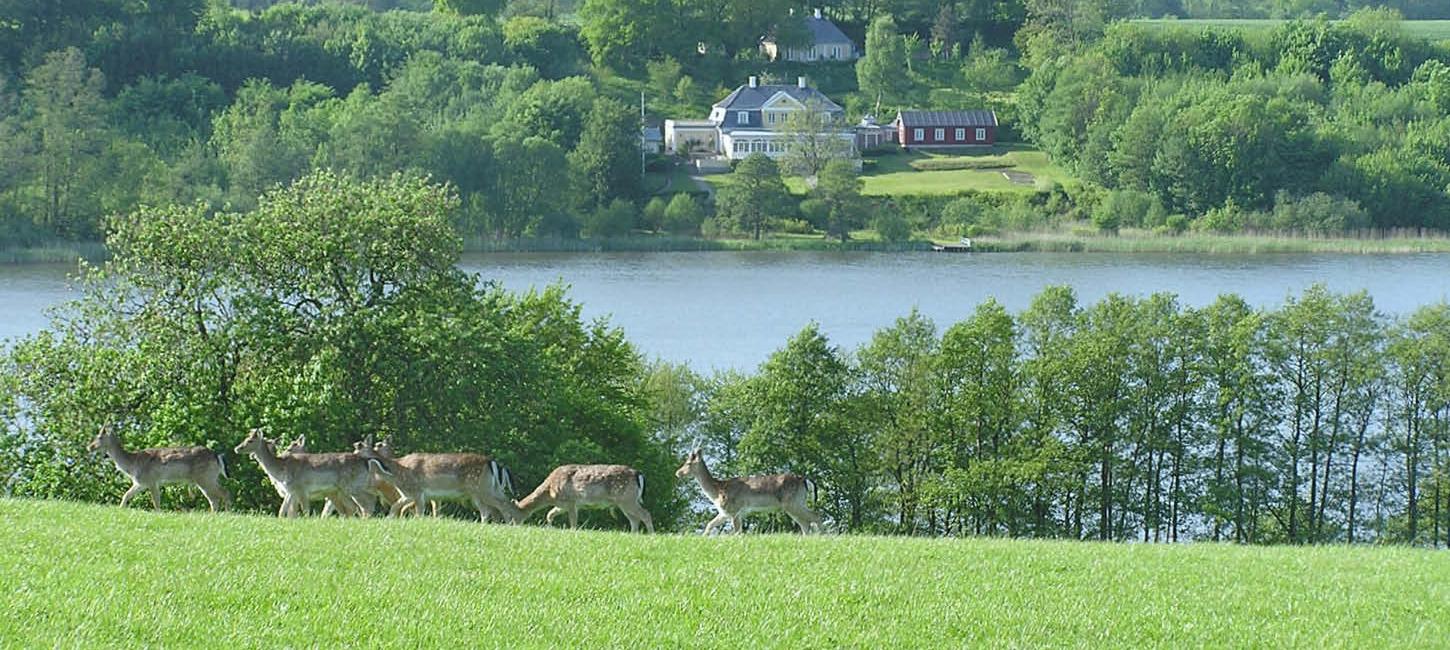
[431,500,440,517]
[472,496,490,522]
[704,512,730,535]
[568,505,579,529]
[120,483,143,508]
[150,486,162,510]
[730,516,744,534]
[197,479,223,512]
[545,507,564,526]
[279,494,294,518]
[622,502,653,534]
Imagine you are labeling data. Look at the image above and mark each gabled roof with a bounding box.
[805,15,852,45]
[713,84,843,112]
[762,14,853,46]
[896,110,998,128]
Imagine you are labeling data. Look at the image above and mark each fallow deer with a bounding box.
[233,429,384,518]
[676,449,823,534]
[279,436,403,517]
[88,425,231,512]
[516,464,654,533]
[360,439,520,523]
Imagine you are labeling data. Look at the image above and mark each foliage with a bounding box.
[714,154,791,240]
[0,172,679,522]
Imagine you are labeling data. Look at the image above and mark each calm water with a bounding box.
[4,252,1450,370]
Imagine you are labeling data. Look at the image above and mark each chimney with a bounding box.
[814,7,822,19]
[798,76,807,89]
[748,76,758,89]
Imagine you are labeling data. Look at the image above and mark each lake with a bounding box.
[4,252,1450,371]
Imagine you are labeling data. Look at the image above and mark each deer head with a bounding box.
[87,424,116,452]
[234,428,271,455]
[675,448,703,479]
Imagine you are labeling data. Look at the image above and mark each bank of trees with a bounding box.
[1019,12,1450,231]
[0,172,684,525]
[679,288,1450,545]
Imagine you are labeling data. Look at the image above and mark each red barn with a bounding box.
[894,110,997,148]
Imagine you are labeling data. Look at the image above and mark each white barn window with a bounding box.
[934,128,944,141]
[913,128,924,141]
[955,128,966,141]
[976,128,987,141]
[738,111,749,125]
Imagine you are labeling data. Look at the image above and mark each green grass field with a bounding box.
[4,499,1448,647]
[1132,18,1450,41]
[702,145,1078,198]
[860,146,1077,196]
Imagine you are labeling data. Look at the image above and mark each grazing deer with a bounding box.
[516,464,654,533]
[676,449,823,534]
[360,439,520,523]
[88,425,231,512]
[233,429,384,518]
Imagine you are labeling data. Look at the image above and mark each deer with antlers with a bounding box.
[676,449,823,534]
[88,425,231,512]
[233,429,385,518]
[516,464,654,533]
[357,438,520,523]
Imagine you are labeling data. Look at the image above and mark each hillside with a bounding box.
[2,499,1447,647]
[1131,18,1450,41]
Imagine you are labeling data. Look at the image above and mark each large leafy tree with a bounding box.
[569,97,644,211]
[856,15,910,115]
[714,154,791,240]
[0,171,681,524]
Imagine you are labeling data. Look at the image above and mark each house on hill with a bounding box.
[894,110,998,148]
[761,8,859,63]
[665,76,856,163]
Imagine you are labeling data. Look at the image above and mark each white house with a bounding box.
[761,9,859,63]
[666,76,855,162]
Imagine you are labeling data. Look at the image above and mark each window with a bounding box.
[738,111,749,125]
[733,140,745,153]
[976,128,987,141]
[913,128,924,142]
[934,128,944,141]
[955,128,966,141]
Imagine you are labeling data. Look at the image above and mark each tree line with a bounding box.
[1017,9,1450,232]
[664,286,1450,545]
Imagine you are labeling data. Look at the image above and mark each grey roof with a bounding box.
[805,15,852,45]
[713,84,843,112]
[896,110,998,128]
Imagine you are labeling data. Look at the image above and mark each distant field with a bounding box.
[703,145,1078,198]
[3,499,1449,647]
[860,145,1077,196]
[1132,18,1450,41]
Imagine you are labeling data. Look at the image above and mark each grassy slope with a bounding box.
[1132,18,1450,41]
[3,500,1449,648]
[702,144,1079,198]
[860,147,1077,196]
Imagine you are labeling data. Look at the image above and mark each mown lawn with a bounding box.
[1132,18,1450,41]
[860,146,1077,196]
[3,499,1448,647]
[702,144,1078,198]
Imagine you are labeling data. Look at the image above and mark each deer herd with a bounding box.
[87,426,825,535]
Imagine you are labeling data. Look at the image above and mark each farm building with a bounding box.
[894,110,997,148]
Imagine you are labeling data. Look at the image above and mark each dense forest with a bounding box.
[3,0,1450,249]
[4,172,1448,543]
